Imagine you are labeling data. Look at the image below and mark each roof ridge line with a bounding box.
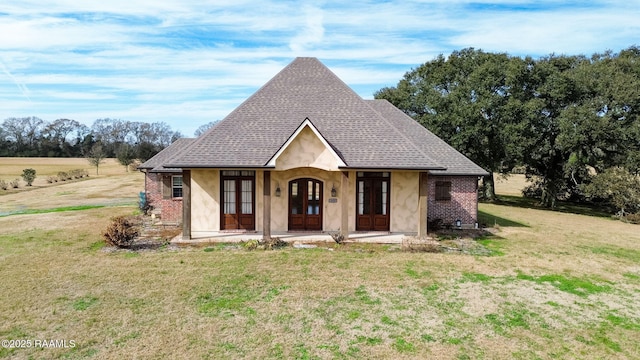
[177,59,298,155]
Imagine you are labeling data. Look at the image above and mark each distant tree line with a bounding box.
[0,117,183,162]
[376,46,640,213]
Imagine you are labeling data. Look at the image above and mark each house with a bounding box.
[138,138,194,223]
[145,57,488,241]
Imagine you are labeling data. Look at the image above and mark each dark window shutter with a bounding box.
[162,176,172,199]
[435,181,452,201]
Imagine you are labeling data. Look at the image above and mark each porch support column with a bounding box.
[263,170,271,241]
[340,171,349,240]
[182,170,191,240]
[418,172,428,237]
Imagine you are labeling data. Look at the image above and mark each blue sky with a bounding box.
[2,0,639,137]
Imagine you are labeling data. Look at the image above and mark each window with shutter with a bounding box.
[172,176,183,198]
[162,176,172,199]
[435,181,451,201]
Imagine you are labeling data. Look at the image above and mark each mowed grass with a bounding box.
[0,158,142,214]
[1,164,640,359]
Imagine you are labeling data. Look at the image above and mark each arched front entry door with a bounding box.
[289,179,323,231]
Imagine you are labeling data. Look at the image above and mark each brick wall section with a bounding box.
[145,172,183,223]
[428,175,478,227]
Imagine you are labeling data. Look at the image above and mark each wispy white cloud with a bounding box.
[446,3,640,55]
[289,5,326,52]
[0,60,32,102]
[38,91,118,101]
[1,0,639,136]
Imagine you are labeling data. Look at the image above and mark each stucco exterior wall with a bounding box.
[270,168,350,232]
[184,168,478,235]
[191,169,220,236]
[144,172,182,223]
[428,175,479,227]
[187,167,354,234]
[390,171,419,233]
[275,126,340,171]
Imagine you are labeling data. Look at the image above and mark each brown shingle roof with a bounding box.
[138,138,195,173]
[167,57,487,175]
[365,99,488,176]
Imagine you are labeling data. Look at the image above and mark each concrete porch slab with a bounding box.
[172,231,413,245]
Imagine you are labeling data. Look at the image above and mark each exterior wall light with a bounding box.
[275,184,281,197]
[331,184,337,197]
[455,219,462,228]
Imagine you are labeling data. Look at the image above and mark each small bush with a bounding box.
[262,237,288,250]
[240,238,289,250]
[331,232,345,244]
[46,176,57,183]
[0,180,8,190]
[103,216,139,248]
[10,179,19,189]
[241,239,260,251]
[68,169,88,179]
[21,168,36,186]
[622,213,640,225]
[57,171,69,182]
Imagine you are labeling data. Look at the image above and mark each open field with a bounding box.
[494,173,529,196]
[0,158,143,215]
[1,159,639,359]
[0,157,129,177]
[0,157,134,194]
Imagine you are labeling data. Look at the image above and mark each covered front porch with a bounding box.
[180,117,431,241]
[181,168,430,242]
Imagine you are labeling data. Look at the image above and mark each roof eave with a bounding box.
[164,164,269,169]
[339,166,447,171]
[428,170,490,177]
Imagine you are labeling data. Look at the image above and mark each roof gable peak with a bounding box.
[266,117,346,169]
